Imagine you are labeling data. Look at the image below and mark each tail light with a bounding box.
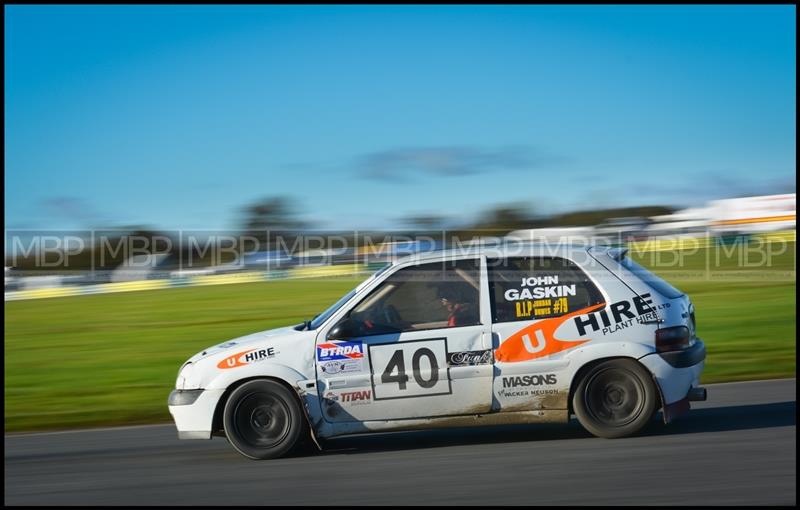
[655,326,691,352]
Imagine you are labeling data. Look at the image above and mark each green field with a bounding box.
[4,242,796,432]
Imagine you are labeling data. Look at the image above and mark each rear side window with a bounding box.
[619,257,684,299]
[488,257,605,323]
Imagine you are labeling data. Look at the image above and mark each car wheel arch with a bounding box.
[212,376,313,439]
[567,356,663,416]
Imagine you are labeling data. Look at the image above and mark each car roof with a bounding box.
[388,241,611,266]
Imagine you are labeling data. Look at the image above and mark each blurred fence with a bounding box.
[5,264,372,301]
[627,230,796,253]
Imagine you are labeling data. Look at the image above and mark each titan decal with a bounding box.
[325,390,372,406]
[340,390,371,404]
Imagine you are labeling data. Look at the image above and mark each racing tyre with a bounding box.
[573,359,657,439]
[223,379,305,460]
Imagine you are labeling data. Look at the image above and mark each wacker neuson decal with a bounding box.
[498,374,559,398]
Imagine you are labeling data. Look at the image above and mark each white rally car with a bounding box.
[168,244,707,459]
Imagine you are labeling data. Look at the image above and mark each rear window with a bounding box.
[488,256,605,323]
[619,257,684,299]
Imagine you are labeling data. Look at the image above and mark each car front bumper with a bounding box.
[167,388,226,440]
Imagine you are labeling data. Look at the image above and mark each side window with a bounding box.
[488,257,604,323]
[344,259,481,336]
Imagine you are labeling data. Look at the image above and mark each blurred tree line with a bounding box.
[5,196,673,271]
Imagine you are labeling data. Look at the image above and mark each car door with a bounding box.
[487,255,608,412]
[316,257,493,423]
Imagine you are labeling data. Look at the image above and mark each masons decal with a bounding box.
[502,373,557,388]
[498,373,559,398]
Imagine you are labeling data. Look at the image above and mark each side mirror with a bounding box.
[327,317,360,340]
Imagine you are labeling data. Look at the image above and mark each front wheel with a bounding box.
[223,379,305,459]
[572,359,657,439]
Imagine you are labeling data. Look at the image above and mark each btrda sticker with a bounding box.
[317,340,365,362]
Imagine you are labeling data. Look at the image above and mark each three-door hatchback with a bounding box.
[168,243,706,459]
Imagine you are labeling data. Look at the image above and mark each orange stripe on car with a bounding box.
[217,349,255,369]
[494,303,606,363]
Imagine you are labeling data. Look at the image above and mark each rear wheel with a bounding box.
[573,359,657,439]
[223,379,304,459]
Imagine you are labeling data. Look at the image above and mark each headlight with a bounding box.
[176,362,194,389]
[168,389,204,406]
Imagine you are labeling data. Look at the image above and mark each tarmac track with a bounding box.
[4,378,796,505]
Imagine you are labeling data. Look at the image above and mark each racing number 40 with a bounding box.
[381,347,439,390]
[370,338,449,399]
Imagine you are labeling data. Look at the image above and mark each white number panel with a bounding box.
[368,338,451,400]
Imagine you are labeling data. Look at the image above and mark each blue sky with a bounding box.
[4,5,796,230]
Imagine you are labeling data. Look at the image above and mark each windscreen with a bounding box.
[308,263,392,330]
[309,289,357,330]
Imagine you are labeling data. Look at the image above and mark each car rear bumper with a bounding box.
[639,339,705,407]
[657,339,706,368]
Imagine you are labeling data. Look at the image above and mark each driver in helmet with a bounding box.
[437,284,478,327]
